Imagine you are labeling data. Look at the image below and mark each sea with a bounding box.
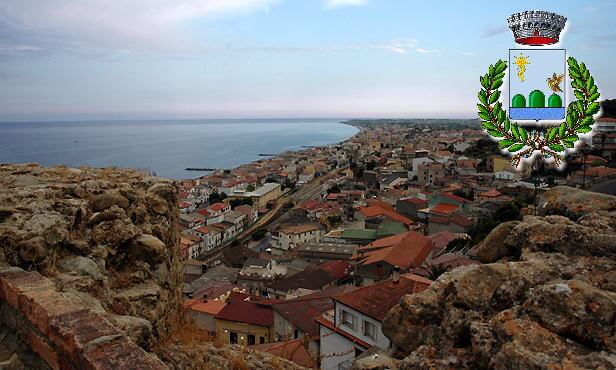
[0,119,358,179]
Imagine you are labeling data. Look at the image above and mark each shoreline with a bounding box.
[182,121,361,181]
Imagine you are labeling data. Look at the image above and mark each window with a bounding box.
[341,310,356,330]
[260,336,265,344]
[293,329,299,339]
[229,331,238,344]
[247,334,255,345]
[363,320,377,340]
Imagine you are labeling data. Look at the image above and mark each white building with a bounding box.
[317,274,432,370]
[270,224,322,254]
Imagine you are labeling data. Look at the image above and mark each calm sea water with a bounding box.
[0,119,358,179]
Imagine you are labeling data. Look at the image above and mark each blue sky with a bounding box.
[0,0,614,121]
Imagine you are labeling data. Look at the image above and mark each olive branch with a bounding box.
[478,57,600,167]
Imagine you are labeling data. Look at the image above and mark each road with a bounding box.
[588,178,616,195]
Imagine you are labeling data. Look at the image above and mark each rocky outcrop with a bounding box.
[0,164,183,343]
[380,187,616,369]
[0,164,301,370]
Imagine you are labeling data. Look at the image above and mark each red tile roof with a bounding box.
[438,192,471,204]
[366,199,394,211]
[400,197,428,207]
[187,300,227,316]
[358,205,413,226]
[332,275,431,321]
[271,285,357,337]
[250,339,317,368]
[478,189,502,198]
[430,203,459,216]
[208,202,227,212]
[215,292,276,327]
[318,261,351,280]
[355,231,433,271]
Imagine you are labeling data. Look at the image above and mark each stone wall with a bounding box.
[0,266,166,369]
[0,164,305,370]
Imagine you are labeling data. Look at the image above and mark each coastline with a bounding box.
[183,121,361,181]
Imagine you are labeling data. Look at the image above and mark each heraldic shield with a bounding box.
[509,48,566,122]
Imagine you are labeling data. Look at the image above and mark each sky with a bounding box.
[0,0,614,121]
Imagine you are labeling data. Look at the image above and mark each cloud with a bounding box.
[415,47,440,55]
[230,38,437,56]
[324,0,368,9]
[482,25,509,38]
[0,0,279,54]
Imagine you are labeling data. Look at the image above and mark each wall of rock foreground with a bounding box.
[354,186,616,370]
[0,164,303,370]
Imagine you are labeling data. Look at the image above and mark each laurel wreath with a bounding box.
[478,57,600,167]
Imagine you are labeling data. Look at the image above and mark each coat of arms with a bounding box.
[478,11,601,168]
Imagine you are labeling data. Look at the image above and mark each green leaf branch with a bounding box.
[478,57,600,168]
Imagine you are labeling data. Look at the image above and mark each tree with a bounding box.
[493,201,521,223]
[366,160,377,171]
[423,264,450,281]
[229,198,253,209]
[327,215,342,226]
[327,185,341,194]
[251,229,267,241]
[246,184,256,192]
[208,191,227,203]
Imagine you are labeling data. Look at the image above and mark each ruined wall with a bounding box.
[0,164,304,370]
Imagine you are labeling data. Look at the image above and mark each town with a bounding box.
[173,111,616,369]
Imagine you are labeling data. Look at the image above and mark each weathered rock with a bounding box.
[382,187,616,370]
[468,221,519,263]
[539,185,616,217]
[17,237,47,262]
[110,315,154,348]
[130,234,167,264]
[90,191,130,212]
[58,256,104,281]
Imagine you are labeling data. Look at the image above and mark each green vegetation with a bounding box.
[251,229,267,241]
[229,198,253,209]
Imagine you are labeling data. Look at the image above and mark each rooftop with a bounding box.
[332,274,431,321]
[355,231,434,271]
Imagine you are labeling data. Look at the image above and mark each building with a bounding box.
[231,183,282,208]
[265,261,351,299]
[271,224,323,253]
[270,285,357,362]
[294,242,358,264]
[416,162,446,186]
[317,274,432,370]
[591,118,616,160]
[215,292,277,346]
[353,231,434,285]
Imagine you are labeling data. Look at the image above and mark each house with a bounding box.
[231,182,282,208]
[180,234,205,260]
[188,226,223,251]
[234,204,258,224]
[395,197,428,220]
[185,299,227,332]
[265,261,351,299]
[270,224,323,254]
[475,189,508,203]
[355,204,413,229]
[426,215,472,235]
[353,231,433,285]
[270,285,357,361]
[416,162,446,186]
[317,274,431,370]
[294,242,358,264]
[215,292,278,346]
[251,339,317,369]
